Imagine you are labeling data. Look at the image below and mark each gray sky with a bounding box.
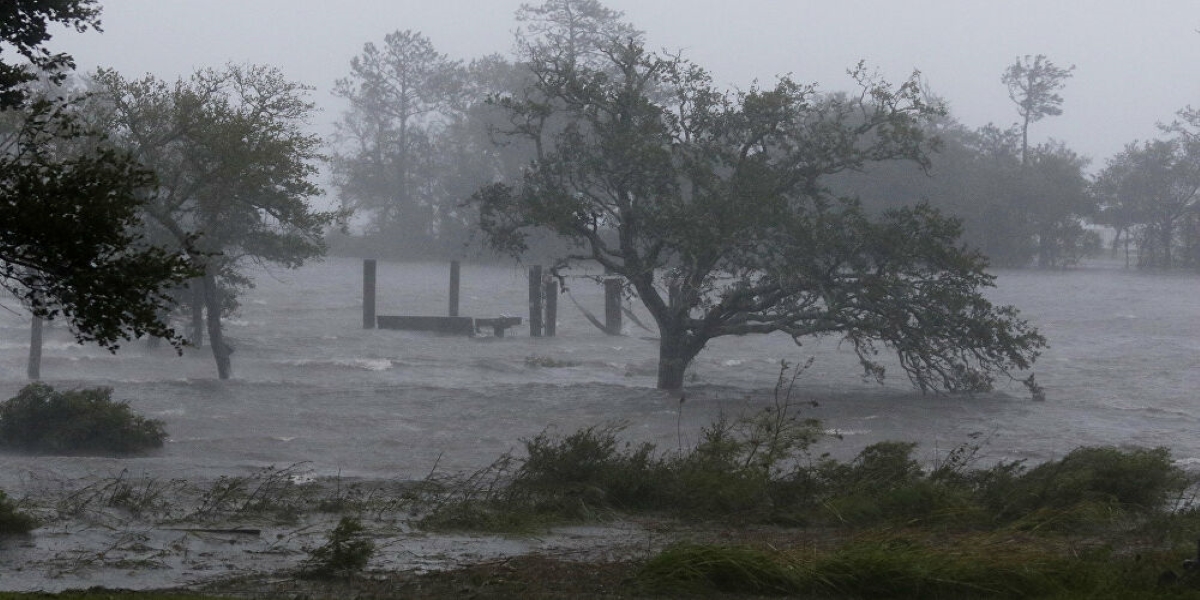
[54,1,1200,172]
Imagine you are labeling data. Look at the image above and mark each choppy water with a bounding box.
[1,256,1198,489]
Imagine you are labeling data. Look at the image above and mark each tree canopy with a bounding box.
[0,0,195,350]
[475,39,1045,392]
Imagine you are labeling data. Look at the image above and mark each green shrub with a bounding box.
[0,383,166,455]
[0,489,35,535]
[989,446,1187,525]
[814,441,973,526]
[301,516,375,579]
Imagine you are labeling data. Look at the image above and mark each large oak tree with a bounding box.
[475,40,1045,392]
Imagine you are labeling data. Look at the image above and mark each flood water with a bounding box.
[1,256,1198,487]
[0,256,1198,590]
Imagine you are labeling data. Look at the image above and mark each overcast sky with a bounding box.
[54,1,1200,173]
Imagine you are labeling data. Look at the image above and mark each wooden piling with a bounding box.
[363,259,377,329]
[27,314,42,380]
[449,260,460,317]
[544,279,558,337]
[529,265,543,337]
[604,278,622,335]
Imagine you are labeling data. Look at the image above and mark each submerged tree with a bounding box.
[475,41,1045,391]
[0,0,195,351]
[90,65,337,378]
[1092,137,1200,269]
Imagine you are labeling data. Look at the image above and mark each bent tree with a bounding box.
[475,42,1045,392]
[91,65,336,378]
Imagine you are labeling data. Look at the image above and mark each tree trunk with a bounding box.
[190,278,205,348]
[202,269,231,379]
[656,328,701,390]
[27,314,42,380]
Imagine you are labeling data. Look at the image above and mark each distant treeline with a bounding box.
[326,7,1200,270]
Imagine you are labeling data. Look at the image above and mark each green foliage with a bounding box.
[422,363,827,529]
[0,1,197,350]
[301,516,375,579]
[0,0,101,108]
[0,489,36,536]
[423,410,1191,535]
[991,446,1187,528]
[0,383,166,455]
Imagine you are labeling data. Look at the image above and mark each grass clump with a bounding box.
[637,535,1200,599]
[0,383,166,455]
[636,543,801,596]
[300,516,375,579]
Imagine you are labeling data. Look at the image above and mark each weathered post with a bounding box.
[363,259,377,329]
[449,260,460,317]
[604,278,622,336]
[27,314,42,380]
[529,265,543,337]
[544,279,558,337]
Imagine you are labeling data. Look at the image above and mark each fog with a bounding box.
[56,0,1200,174]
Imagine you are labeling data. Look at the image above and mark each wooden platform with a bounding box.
[376,315,475,335]
[376,315,522,337]
[474,316,523,337]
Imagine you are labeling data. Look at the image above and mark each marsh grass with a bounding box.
[52,468,187,521]
[636,532,1200,599]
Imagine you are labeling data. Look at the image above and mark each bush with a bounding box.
[0,489,35,536]
[301,516,375,579]
[0,383,166,455]
[976,446,1188,529]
